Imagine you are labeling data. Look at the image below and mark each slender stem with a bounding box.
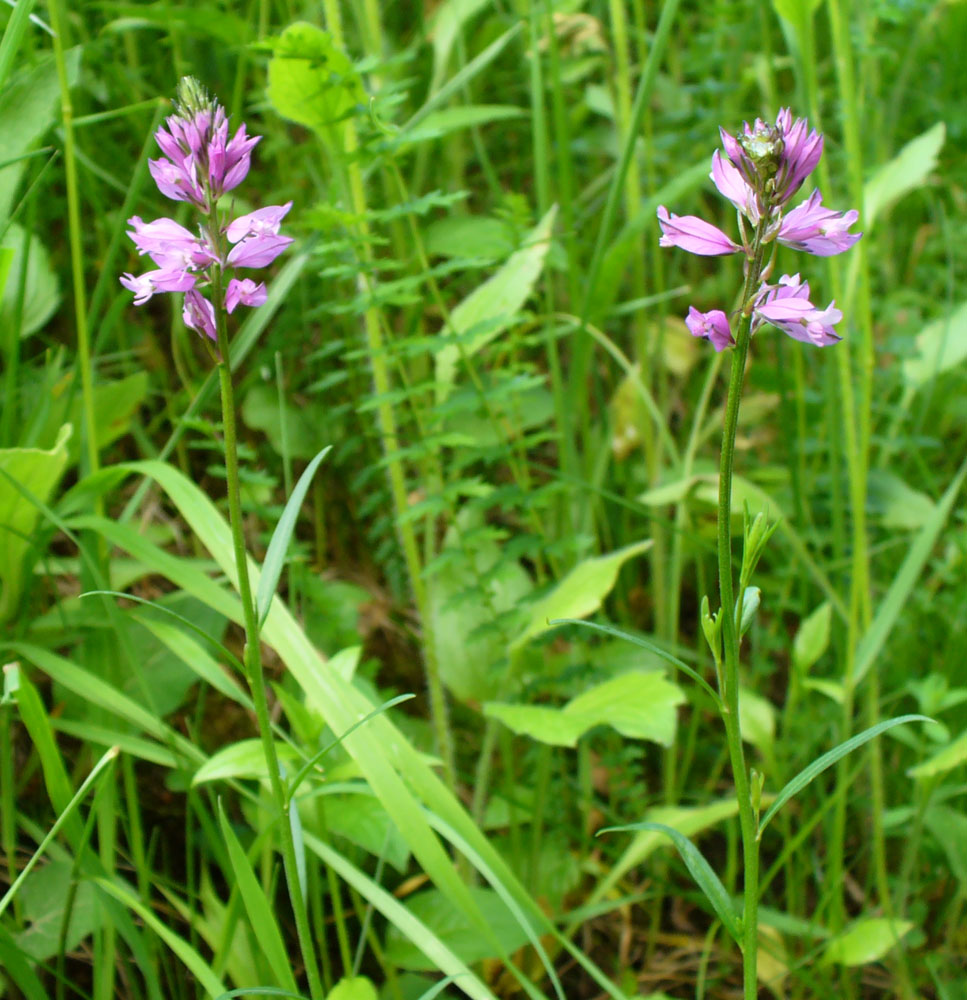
[717,235,768,1000]
[212,269,324,1000]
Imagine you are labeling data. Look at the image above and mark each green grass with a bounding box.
[1,1,966,999]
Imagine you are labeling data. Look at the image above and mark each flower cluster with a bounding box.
[120,77,292,341]
[657,109,861,350]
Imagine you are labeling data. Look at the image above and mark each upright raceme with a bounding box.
[656,109,861,350]
[120,77,293,340]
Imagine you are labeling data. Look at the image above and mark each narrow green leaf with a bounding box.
[216,802,298,993]
[95,878,228,999]
[908,729,967,779]
[549,618,721,707]
[256,445,331,626]
[514,540,651,648]
[599,821,742,945]
[759,715,932,836]
[854,457,967,684]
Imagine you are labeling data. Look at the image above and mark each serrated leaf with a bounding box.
[822,918,913,967]
[267,23,365,136]
[435,206,556,402]
[864,122,944,228]
[513,540,651,648]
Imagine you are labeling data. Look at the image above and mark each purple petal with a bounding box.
[657,206,741,256]
[182,289,217,341]
[778,191,862,256]
[226,203,293,244]
[754,285,842,347]
[225,278,267,313]
[226,233,294,268]
[685,306,735,351]
[710,151,759,223]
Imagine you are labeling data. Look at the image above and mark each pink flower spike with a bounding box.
[226,203,293,244]
[710,151,759,224]
[225,278,267,313]
[777,191,862,256]
[183,289,217,341]
[685,306,735,352]
[226,232,294,268]
[657,206,741,257]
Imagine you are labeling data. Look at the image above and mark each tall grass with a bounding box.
[1,2,965,999]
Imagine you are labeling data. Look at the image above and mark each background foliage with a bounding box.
[1,1,966,998]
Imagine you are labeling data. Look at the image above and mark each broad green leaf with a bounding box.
[822,918,914,967]
[217,802,298,993]
[427,527,532,702]
[329,978,379,1000]
[0,422,71,621]
[385,887,531,970]
[759,715,931,836]
[13,861,99,961]
[600,822,741,945]
[482,703,585,747]
[739,688,775,754]
[425,215,516,260]
[435,206,557,402]
[566,672,684,744]
[513,540,651,648]
[854,457,967,684]
[267,23,365,137]
[908,729,967,779]
[257,444,331,626]
[241,382,328,460]
[192,739,303,786]
[486,671,689,747]
[867,469,937,530]
[864,122,944,228]
[1,224,58,338]
[924,806,967,888]
[792,602,831,673]
[902,300,967,387]
[309,791,411,873]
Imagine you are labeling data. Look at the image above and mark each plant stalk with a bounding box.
[212,268,324,1000]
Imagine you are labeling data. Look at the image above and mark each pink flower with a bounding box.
[777,191,862,256]
[120,267,196,304]
[710,151,760,224]
[126,216,218,269]
[753,274,842,347]
[657,206,741,256]
[182,289,217,341]
[226,203,292,243]
[225,278,267,313]
[227,233,294,269]
[685,307,735,352]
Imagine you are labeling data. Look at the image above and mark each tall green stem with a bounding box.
[212,269,324,1000]
[717,235,768,1000]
